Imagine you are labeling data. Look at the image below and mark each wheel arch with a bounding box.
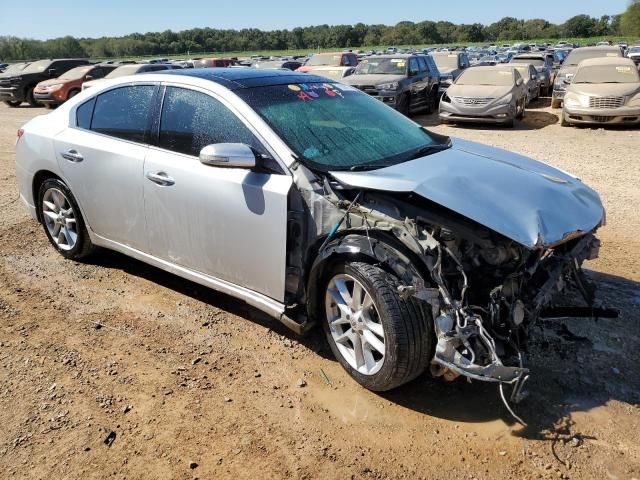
[305,231,430,321]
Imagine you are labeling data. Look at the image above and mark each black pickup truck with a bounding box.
[0,58,89,107]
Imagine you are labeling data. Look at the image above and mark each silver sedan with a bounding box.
[15,69,606,405]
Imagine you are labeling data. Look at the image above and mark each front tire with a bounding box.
[322,261,433,391]
[396,93,410,116]
[26,87,38,107]
[3,100,21,107]
[37,178,95,260]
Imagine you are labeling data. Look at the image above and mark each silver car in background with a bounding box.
[15,69,607,414]
[439,65,528,127]
[562,57,640,127]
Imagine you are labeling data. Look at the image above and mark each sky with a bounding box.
[0,0,631,40]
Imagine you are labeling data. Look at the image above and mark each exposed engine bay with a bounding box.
[285,162,612,424]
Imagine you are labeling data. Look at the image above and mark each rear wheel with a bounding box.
[37,178,95,260]
[67,89,80,100]
[322,261,433,391]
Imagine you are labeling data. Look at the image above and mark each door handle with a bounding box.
[146,171,175,186]
[61,149,83,162]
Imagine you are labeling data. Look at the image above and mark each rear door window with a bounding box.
[417,57,428,73]
[158,86,265,157]
[90,85,156,143]
[76,97,96,129]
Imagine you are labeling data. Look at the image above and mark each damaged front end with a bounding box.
[289,159,608,420]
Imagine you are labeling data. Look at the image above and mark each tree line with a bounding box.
[1,10,638,62]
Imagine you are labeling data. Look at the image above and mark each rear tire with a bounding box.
[322,261,433,392]
[37,178,96,260]
[67,89,79,100]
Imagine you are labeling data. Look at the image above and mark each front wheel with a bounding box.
[26,87,38,107]
[3,100,21,107]
[37,178,96,260]
[322,261,432,391]
[396,93,410,116]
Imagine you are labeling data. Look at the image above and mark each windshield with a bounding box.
[306,55,341,67]
[106,65,140,78]
[565,49,621,66]
[514,58,544,67]
[432,54,459,70]
[2,63,29,74]
[354,58,407,75]
[59,65,92,80]
[629,47,640,54]
[573,64,640,84]
[237,83,448,171]
[511,65,530,78]
[456,69,514,86]
[21,59,53,74]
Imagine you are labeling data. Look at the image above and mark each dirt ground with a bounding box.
[0,98,638,480]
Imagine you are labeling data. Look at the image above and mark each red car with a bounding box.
[297,52,358,73]
[33,64,117,108]
[194,58,239,68]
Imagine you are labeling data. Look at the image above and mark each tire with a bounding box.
[560,111,570,127]
[551,97,562,109]
[44,103,55,110]
[26,87,38,107]
[37,178,95,260]
[3,100,21,107]
[396,93,410,116]
[67,89,79,100]
[322,261,433,392]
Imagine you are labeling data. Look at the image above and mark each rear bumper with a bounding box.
[563,106,640,125]
[439,101,514,124]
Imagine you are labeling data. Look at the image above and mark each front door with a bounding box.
[142,86,292,302]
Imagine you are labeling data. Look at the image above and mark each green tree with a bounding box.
[620,0,640,37]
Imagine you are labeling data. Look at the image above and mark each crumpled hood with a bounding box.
[344,74,405,86]
[330,138,604,249]
[446,84,513,99]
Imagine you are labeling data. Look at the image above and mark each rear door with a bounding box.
[142,85,292,301]
[54,84,157,250]
[408,57,427,107]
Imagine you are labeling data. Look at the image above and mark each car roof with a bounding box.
[570,46,621,53]
[156,68,333,90]
[577,57,637,67]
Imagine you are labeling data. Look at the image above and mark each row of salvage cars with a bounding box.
[15,66,618,423]
[436,45,640,128]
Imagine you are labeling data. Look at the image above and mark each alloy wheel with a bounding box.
[42,188,78,251]
[325,274,386,375]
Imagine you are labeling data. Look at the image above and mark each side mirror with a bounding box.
[563,79,571,85]
[199,143,256,169]
[85,75,93,81]
[516,78,523,86]
[48,68,57,77]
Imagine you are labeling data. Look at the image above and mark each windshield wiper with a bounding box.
[349,164,385,171]
[406,143,451,161]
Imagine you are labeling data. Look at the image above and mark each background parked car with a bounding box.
[0,58,89,107]
[0,62,30,79]
[439,65,528,127]
[194,58,238,68]
[561,57,640,127]
[509,63,541,103]
[252,60,303,71]
[34,64,118,108]
[511,54,555,95]
[296,52,358,73]
[343,54,439,115]
[552,46,623,108]
[307,65,355,81]
[82,63,181,90]
[628,45,640,65]
[430,52,470,95]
